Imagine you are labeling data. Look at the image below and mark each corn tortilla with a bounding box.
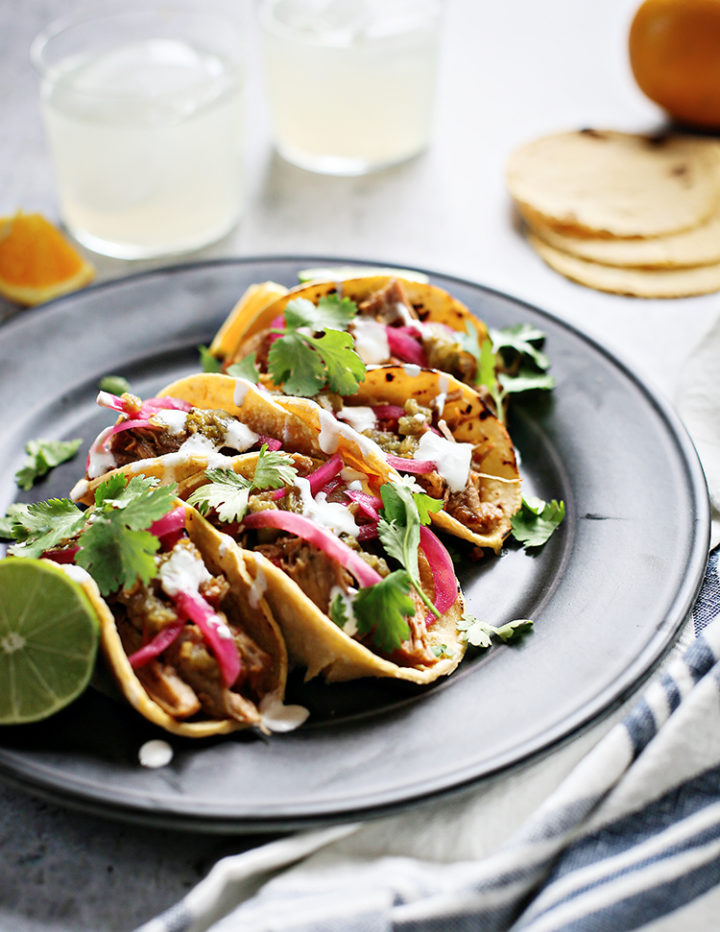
[529,232,720,297]
[507,130,720,238]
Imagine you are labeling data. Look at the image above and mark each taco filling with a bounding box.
[184,446,461,672]
[110,531,275,726]
[234,278,480,389]
[83,390,275,482]
[315,392,506,538]
[6,475,289,734]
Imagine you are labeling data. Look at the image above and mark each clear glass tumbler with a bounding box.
[258,0,443,175]
[31,8,245,259]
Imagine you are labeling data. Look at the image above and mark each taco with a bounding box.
[217,275,489,391]
[180,448,466,684]
[281,365,522,551]
[39,500,291,737]
[71,375,392,506]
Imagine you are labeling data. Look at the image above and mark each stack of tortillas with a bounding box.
[506,129,720,297]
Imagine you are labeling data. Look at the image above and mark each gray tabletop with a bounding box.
[1,0,717,929]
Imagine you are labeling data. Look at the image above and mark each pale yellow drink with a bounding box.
[259,0,442,175]
[33,13,244,259]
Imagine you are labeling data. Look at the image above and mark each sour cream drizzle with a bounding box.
[139,739,173,768]
[293,476,358,538]
[259,695,310,733]
[350,318,390,364]
[414,431,473,493]
[337,406,377,434]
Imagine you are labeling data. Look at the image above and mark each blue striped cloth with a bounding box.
[140,548,720,932]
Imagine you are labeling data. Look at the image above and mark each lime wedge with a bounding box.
[297,265,430,284]
[0,558,99,724]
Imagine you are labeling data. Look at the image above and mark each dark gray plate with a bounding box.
[0,257,709,832]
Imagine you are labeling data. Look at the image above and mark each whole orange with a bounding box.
[629,0,720,128]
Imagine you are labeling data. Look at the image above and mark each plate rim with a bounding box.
[0,255,710,831]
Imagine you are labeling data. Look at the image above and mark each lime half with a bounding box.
[297,265,430,284]
[0,558,99,724]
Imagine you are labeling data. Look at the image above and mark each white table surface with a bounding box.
[1,1,716,928]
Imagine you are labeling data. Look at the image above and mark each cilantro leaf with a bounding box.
[458,613,533,649]
[284,294,357,331]
[329,592,350,629]
[92,472,131,508]
[268,331,327,396]
[102,476,178,531]
[99,374,131,396]
[475,339,504,416]
[252,447,299,490]
[458,321,482,365]
[266,296,366,397]
[6,499,86,559]
[305,329,366,395]
[511,496,565,548]
[198,344,223,373]
[226,353,260,383]
[353,570,413,653]
[0,513,15,539]
[186,446,298,524]
[76,518,160,595]
[490,324,550,371]
[187,469,252,523]
[500,370,556,394]
[15,438,82,490]
[376,481,441,619]
[413,491,444,526]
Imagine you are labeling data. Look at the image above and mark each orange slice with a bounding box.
[0,212,95,307]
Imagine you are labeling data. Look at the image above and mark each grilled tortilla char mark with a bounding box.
[357,279,479,384]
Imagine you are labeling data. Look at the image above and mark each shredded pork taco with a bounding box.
[6,478,292,737]
[181,447,466,684]
[217,275,490,392]
[281,366,522,551]
[71,375,392,506]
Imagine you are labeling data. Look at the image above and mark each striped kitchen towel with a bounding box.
[139,549,720,932]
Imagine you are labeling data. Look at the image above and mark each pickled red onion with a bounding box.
[257,436,282,451]
[242,510,382,588]
[372,404,405,421]
[128,617,186,670]
[345,489,382,522]
[307,454,343,496]
[96,392,192,419]
[149,506,187,540]
[172,589,241,687]
[42,545,80,564]
[386,327,427,366]
[385,455,436,474]
[419,525,457,615]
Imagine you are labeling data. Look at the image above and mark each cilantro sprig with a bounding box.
[511,495,565,548]
[187,444,298,524]
[198,344,223,373]
[14,438,82,491]
[460,322,555,422]
[3,474,177,596]
[265,294,366,397]
[353,571,416,653]
[458,614,533,649]
[356,480,443,643]
[226,353,260,383]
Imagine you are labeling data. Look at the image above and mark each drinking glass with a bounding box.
[31,8,245,259]
[258,0,443,175]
